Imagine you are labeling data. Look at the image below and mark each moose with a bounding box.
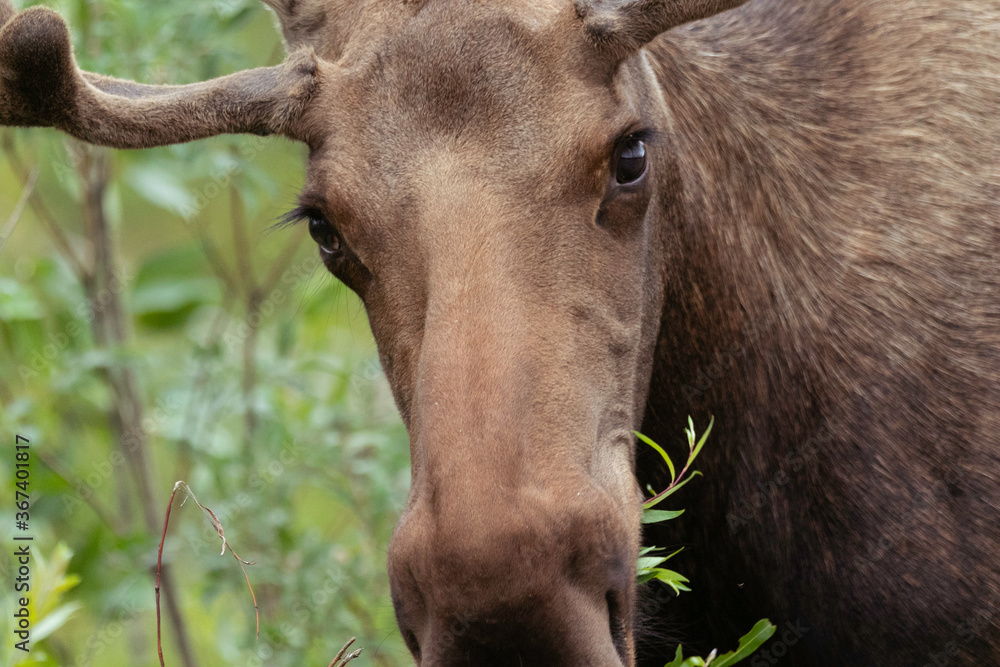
[2,0,998,664]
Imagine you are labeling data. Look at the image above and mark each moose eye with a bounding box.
[614,136,647,185]
[308,215,341,254]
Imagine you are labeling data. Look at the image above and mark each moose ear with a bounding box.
[575,0,748,60]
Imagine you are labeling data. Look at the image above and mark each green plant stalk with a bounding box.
[636,418,775,667]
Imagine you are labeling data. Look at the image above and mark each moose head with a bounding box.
[1,0,747,664]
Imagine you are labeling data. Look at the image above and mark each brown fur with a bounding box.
[3,0,998,665]
[0,2,317,147]
[639,2,1000,664]
[575,0,747,60]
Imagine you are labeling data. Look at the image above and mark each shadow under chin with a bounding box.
[632,583,711,667]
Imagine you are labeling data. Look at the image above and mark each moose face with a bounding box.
[288,3,669,663]
[0,0,747,663]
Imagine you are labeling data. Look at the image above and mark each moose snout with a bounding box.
[387,484,636,666]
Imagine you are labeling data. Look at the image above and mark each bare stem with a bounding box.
[74,142,198,667]
[1,132,89,278]
[327,637,363,667]
[0,164,37,252]
[228,183,261,444]
[35,448,123,536]
[155,483,181,667]
[156,480,261,667]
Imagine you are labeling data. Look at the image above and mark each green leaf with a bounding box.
[665,645,686,667]
[0,278,43,320]
[635,430,675,483]
[709,619,777,667]
[32,602,82,644]
[133,246,208,282]
[661,547,684,561]
[641,508,685,524]
[663,619,773,667]
[123,163,197,217]
[636,556,669,571]
[130,247,219,328]
[665,646,707,667]
[691,415,715,463]
[651,568,691,594]
[131,278,217,314]
[637,550,686,587]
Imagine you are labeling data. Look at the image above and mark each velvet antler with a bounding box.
[575,0,749,60]
[0,1,318,148]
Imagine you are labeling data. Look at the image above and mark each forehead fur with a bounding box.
[283,0,576,63]
[295,0,630,191]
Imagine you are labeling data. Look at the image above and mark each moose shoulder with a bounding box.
[635,0,1000,664]
[2,0,997,665]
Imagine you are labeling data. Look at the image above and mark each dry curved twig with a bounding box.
[155,481,258,667]
[327,637,363,667]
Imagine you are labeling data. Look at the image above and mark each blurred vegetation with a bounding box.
[0,1,410,664]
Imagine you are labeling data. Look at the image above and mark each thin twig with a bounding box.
[155,483,180,667]
[261,224,305,295]
[34,448,123,536]
[2,134,89,278]
[193,228,238,300]
[230,183,256,291]
[156,481,260,667]
[0,165,38,252]
[327,638,355,667]
[327,637,363,667]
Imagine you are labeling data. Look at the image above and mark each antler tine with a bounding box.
[575,0,748,60]
[0,5,318,148]
[0,0,14,28]
[260,0,329,51]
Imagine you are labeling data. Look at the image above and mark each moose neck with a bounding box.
[632,3,875,648]
[644,1,869,418]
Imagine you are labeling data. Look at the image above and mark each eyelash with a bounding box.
[276,130,658,223]
[276,204,319,229]
[276,204,346,259]
[276,130,658,241]
[618,127,658,147]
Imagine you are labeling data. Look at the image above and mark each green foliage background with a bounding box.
[0,1,411,664]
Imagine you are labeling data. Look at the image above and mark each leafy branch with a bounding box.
[634,416,713,594]
[665,620,776,667]
[635,418,775,667]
